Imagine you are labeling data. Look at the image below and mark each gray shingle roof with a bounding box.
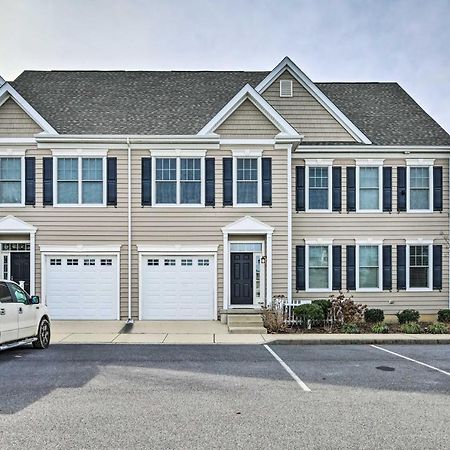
[11,71,450,145]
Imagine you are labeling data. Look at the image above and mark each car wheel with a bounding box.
[32,318,51,349]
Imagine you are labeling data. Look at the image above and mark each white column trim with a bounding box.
[30,231,36,295]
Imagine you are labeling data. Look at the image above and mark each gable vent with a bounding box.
[279,80,293,97]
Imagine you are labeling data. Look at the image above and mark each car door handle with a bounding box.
[18,307,23,314]
[0,308,5,315]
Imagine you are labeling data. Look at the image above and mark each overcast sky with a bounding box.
[1,0,449,132]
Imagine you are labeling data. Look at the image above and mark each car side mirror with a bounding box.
[31,295,40,305]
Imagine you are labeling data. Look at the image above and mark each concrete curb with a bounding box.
[269,337,450,345]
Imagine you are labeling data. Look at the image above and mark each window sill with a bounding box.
[233,203,262,208]
[54,203,106,208]
[355,209,383,213]
[406,209,433,214]
[306,288,332,293]
[152,204,205,208]
[355,288,382,292]
[305,209,332,213]
[406,287,432,292]
[0,204,25,208]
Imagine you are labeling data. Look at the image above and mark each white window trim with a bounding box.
[406,165,433,213]
[53,156,107,207]
[0,156,25,207]
[305,164,332,212]
[356,165,383,213]
[233,155,262,207]
[305,243,332,292]
[406,242,433,291]
[279,79,293,97]
[151,156,205,207]
[356,243,382,292]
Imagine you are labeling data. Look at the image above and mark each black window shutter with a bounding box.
[332,167,341,212]
[346,167,356,212]
[43,157,53,206]
[433,167,443,212]
[397,167,407,212]
[332,245,342,290]
[262,157,272,206]
[205,157,215,206]
[141,158,152,206]
[382,167,392,212]
[25,157,35,205]
[106,157,117,206]
[433,244,442,290]
[296,245,306,291]
[295,166,305,211]
[346,245,356,290]
[397,245,406,290]
[223,158,233,206]
[382,245,392,290]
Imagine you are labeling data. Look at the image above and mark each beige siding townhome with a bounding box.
[0,58,449,322]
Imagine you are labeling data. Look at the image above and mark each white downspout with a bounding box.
[448,157,450,308]
[287,144,293,304]
[127,137,133,323]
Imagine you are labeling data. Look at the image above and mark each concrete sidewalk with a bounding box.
[50,321,450,345]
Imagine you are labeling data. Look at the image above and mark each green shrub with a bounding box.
[364,309,385,324]
[312,299,332,318]
[400,322,421,334]
[293,303,324,327]
[437,309,450,323]
[396,309,420,324]
[371,322,389,334]
[341,323,360,334]
[427,322,448,334]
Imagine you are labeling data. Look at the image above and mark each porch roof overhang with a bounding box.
[221,216,274,235]
[0,215,37,234]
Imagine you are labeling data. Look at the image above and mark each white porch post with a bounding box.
[223,233,229,310]
[266,232,273,307]
[30,231,36,295]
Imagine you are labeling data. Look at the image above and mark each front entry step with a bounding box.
[227,313,267,334]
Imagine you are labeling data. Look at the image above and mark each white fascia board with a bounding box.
[255,57,371,145]
[0,75,5,87]
[39,244,122,253]
[0,138,36,146]
[197,83,301,137]
[0,83,58,134]
[137,244,218,253]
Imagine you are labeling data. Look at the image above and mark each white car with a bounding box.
[0,280,50,350]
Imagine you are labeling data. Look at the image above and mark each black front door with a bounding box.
[230,253,253,305]
[10,252,30,293]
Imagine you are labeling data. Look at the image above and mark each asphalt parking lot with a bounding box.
[0,344,449,450]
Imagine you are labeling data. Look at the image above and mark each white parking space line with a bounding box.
[264,345,311,392]
[371,345,450,377]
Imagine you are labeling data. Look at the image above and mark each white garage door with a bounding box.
[141,255,215,320]
[45,255,119,320]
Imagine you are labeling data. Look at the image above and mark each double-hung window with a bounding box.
[235,158,260,205]
[154,157,203,205]
[357,165,382,212]
[0,157,23,205]
[408,166,432,211]
[56,157,105,205]
[357,245,381,290]
[407,244,431,289]
[307,166,331,211]
[306,244,331,291]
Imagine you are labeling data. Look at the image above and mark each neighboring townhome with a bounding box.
[0,57,449,322]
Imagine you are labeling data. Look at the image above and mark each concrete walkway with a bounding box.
[50,321,450,345]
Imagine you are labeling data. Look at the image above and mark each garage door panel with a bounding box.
[141,255,214,320]
[45,255,118,320]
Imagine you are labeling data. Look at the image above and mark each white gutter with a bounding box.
[127,137,133,323]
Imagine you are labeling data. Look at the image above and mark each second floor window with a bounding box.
[236,158,258,205]
[409,167,431,211]
[155,157,203,205]
[308,166,329,210]
[56,157,104,205]
[358,167,381,211]
[0,157,22,205]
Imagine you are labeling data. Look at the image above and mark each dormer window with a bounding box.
[279,80,293,97]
